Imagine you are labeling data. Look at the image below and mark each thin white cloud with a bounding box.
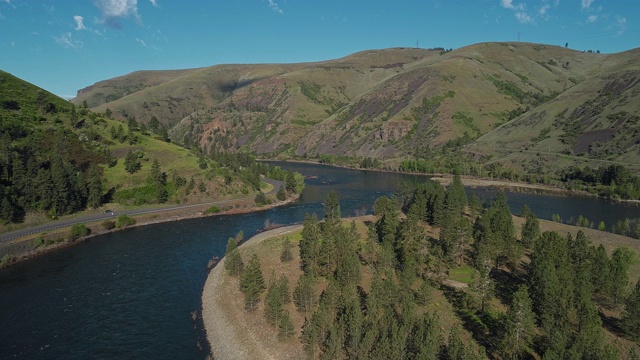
[515,11,534,24]
[95,0,140,28]
[614,16,627,35]
[267,0,283,14]
[53,32,82,49]
[73,15,86,30]
[539,4,550,16]
[587,15,597,23]
[581,0,594,10]
[149,0,158,7]
[501,0,515,9]
[136,37,159,50]
[499,0,535,24]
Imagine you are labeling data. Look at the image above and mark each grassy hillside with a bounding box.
[469,47,640,174]
[0,70,274,228]
[73,43,639,172]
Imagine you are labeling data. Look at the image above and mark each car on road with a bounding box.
[104,209,114,215]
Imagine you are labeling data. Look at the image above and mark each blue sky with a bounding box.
[1,0,638,98]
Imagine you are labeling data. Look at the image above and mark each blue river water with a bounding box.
[1,162,638,359]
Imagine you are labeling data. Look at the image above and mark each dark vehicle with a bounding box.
[105,209,114,215]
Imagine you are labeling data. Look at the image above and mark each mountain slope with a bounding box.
[468,47,640,173]
[72,42,640,169]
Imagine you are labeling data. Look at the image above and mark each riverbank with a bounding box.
[0,193,299,269]
[265,159,640,205]
[201,225,303,360]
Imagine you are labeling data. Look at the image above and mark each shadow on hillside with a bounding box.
[440,285,498,353]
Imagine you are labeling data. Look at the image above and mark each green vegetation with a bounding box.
[224,235,244,276]
[231,182,638,358]
[561,164,640,200]
[204,205,221,214]
[69,223,88,240]
[115,214,136,228]
[0,70,306,228]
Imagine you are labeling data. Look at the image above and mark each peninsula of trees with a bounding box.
[221,177,640,359]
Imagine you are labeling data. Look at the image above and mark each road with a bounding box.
[0,179,283,244]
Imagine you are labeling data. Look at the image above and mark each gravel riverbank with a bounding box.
[201,225,302,360]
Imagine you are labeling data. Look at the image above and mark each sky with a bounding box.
[0,0,638,99]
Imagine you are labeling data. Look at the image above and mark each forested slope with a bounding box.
[217,179,640,359]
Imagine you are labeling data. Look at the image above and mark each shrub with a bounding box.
[276,186,286,201]
[69,224,89,240]
[205,205,221,214]
[116,214,136,228]
[101,220,116,230]
[255,192,268,207]
[0,254,14,267]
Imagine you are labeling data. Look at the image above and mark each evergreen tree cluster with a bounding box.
[294,184,640,359]
[528,230,633,358]
[295,190,489,359]
[230,180,638,359]
[1,129,104,223]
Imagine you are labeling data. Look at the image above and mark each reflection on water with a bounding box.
[1,162,638,359]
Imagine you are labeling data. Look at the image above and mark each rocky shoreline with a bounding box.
[201,225,303,360]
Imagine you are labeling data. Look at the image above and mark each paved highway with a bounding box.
[0,179,283,243]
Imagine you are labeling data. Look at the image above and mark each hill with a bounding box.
[72,42,640,174]
[0,70,297,230]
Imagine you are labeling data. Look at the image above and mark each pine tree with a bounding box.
[468,193,483,218]
[86,166,102,208]
[410,312,441,360]
[239,253,266,311]
[445,325,466,360]
[323,191,341,225]
[343,295,364,358]
[500,285,535,360]
[280,237,294,262]
[609,247,634,303]
[530,231,575,355]
[293,274,316,313]
[264,272,283,326]
[470,266,495,313]
[440,210,472,266]
[300,213,321,276]
[278,273,291,304]
[622,280,640,340]
[474,191,521,268]
[0,195,13,224]
[278,310,295,340]
[124,150,141,174]
[520,204,540,248]
[224,237,244,276]
[591,244,611,298]
[445,173,468,215]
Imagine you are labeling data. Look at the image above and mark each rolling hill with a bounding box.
[72,42,640,172]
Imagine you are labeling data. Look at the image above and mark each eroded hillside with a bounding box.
[73,42,640,169]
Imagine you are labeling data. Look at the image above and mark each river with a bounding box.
[1,162,638,359]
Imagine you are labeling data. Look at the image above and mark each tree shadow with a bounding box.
[598,308,625,337]
[440,285,495,352]
[491,268,525,305]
